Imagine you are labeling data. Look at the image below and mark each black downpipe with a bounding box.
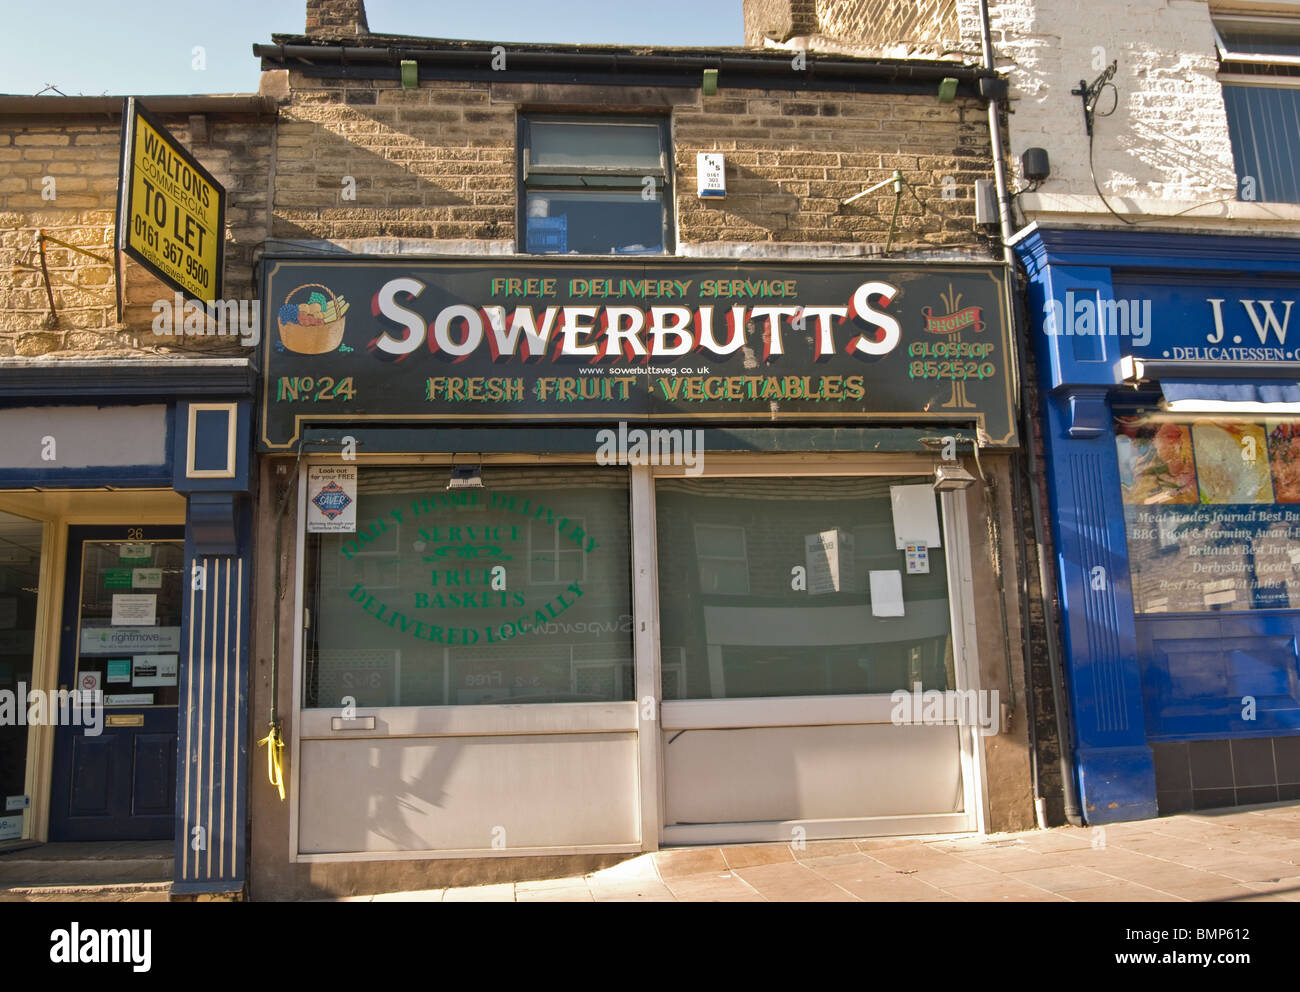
[977,0,1083,826]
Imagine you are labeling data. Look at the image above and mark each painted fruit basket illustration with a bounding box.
[277,282,349,354]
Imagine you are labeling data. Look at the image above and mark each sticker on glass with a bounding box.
[307,465,357,533]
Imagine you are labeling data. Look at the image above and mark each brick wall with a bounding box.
[305,0,368,38]
[973,0,1238,206]
[675,88,992,251]
[744,0,961,57]
[273,77,513,244]
[799,0,1250,220]
[815,0,960,54]
[273,73,996,256]
[0,113,273,356]
[744,0,817,44]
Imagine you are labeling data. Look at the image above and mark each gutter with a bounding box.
[252,42,995,93]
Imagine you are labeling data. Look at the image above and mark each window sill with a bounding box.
[1019,192,1300,227]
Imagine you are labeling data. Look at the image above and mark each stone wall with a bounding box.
[0,112,273,356]
[272,73,996,256]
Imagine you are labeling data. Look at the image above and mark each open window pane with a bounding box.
[1218,21,1300,57]
[529,121,662,170]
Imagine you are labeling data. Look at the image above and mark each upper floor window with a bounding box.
[1213,15,1300,203]
[520,116,671,255]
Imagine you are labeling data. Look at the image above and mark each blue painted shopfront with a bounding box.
[1013,228,1300,823]
[0,361,255,894]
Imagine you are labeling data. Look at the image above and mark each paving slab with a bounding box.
[732,861,857,901]
[662,873,765,902]
[442,882,516,902]
[328,801,1300,903]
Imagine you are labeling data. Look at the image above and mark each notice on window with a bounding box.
[131,654,178,687]
[307,465,357,533]
[107,659,132,684]
[0,815,21,841]
[111,594,156,626]
[890,484,941,549]
[804,528,855,595]
[869,570,906,617]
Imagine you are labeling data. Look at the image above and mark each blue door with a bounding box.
[49,526,184,841]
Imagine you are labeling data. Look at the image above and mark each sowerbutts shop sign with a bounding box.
[258,259,1015,449]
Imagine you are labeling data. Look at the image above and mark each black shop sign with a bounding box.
[258,258,1015,450]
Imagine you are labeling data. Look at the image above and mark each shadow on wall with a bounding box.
[1112,116,1236,202]
[271,96,511,243]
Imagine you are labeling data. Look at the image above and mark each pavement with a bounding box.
[342,800,1300,902]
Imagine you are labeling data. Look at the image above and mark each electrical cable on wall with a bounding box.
[1077,60,1242,226]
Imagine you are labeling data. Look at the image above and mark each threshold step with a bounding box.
[0,881,172,903]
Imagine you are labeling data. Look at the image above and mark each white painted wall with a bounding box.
[953,0,1300,232]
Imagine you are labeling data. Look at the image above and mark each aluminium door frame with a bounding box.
[642,453,989,846]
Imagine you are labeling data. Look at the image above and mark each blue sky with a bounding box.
[0,0,744,96]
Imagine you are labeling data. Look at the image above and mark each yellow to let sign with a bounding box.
[118,99,225,301]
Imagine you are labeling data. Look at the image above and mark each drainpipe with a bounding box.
[977,0,1083,826]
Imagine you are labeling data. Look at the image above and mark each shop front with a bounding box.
[1014,227,1300,822]
[0,359,255,896]
[252,255,1029,894]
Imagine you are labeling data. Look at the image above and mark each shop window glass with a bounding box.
[304,467,633,708]
[521,116,669,255]
[694,523,750,595]
[0,512,42,842]
[1117,414,1300,612]
[656,476,954,700]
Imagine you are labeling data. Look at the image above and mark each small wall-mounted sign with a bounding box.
[696,153,726,198]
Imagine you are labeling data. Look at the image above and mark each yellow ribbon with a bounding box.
[257,724,286,801]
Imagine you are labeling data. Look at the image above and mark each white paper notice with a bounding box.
[111,593,156,626]
[131,654,178,687]
[307,465,357,533]
[890,484,941,549]
[131,568,163,589]
[869,570,906,617]
[804,528,856,595]
[0,815,21,841]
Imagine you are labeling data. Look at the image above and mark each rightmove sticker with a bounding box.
[307,465,357,533]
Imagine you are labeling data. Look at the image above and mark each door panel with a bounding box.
[1137,612,1300,738]
[67,735,113,818]
[49,525,184,841]
[654,476,974,839]
[131,734,176,816]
